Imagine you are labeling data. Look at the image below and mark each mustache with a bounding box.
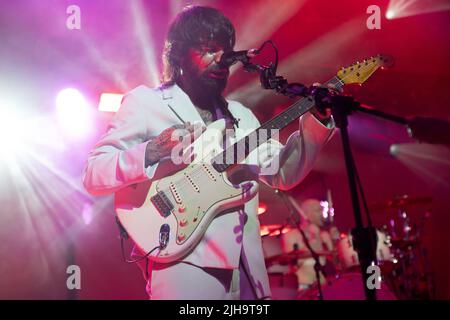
[205,65,229,73]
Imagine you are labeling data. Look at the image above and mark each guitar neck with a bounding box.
[212,76,343,172]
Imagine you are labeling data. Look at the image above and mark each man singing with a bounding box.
[83,6,334,300]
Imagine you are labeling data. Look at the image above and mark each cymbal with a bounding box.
[370,195,432,212]
[265,249,336,266]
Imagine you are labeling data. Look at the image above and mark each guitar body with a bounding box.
[115,119,258,263]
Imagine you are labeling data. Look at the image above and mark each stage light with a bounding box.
[55,88,92,138]
[320,200,329,219]
[0,100,26,158]
[386,0,450,20]
[258,202,267,215]
[98,93,124,112]
[386,10,395,19]
[390,142,450,186]
[260,226,269,237]
[390,144,398,155]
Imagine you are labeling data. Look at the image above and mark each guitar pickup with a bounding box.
[151,191,174,218]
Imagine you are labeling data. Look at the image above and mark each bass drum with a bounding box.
[297,272,397,300]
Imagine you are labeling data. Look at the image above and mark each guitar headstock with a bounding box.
[337,54,394,85]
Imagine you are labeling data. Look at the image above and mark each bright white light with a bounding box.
[390,144,398,155]
[0,98,66,166]
[386,10,395,19]
[56,88,92,138]
[258,203,267,215]
[0,100,27,158]
[320,200,329,219]
[386,0,450,20]
[98,93,124,112]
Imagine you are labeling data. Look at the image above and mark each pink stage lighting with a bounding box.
[98,93,124,112]
[55,88,92,138]
[258,202,267,215]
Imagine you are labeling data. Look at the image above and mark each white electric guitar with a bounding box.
[115,55,392,263]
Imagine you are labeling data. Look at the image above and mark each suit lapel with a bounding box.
[160,84,205,125]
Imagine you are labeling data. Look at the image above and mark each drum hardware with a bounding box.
[265,249,336,267]
[262,192,433,300]
[370,195,434,299]
[370,195,432,242]
[273,189,331,300]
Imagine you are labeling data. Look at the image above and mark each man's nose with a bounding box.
[213,50,224,64]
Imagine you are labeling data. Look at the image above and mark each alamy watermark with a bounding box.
[366,265,381,290]
[66,265,81,290]
[367,5,381,30]
[66,5,81,30]
[169,126,281,175]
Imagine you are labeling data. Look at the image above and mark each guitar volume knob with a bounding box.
[177,233,186,241]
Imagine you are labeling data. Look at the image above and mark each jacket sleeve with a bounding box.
[246,110,335,191]
[82,90,159,196]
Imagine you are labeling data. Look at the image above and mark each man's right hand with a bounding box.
[145,122,205,167]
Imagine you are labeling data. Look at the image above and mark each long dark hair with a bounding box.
[162,6,236,86]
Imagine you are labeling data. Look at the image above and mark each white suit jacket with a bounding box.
[82,84,334,299]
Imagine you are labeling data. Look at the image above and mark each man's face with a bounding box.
[305,202,326,227]
[182,41,230,95]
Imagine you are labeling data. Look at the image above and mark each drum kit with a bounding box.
[262,195,434,300]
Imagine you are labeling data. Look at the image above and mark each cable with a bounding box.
[255,40,279,72]
[120,237,160,264]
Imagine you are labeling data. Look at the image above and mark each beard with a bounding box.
[180,62,229,108]
[199,72,227,95]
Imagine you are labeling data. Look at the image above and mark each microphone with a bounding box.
[218,49,259,68]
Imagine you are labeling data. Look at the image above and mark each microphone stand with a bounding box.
[241,59,378,300]
[240,52,448,300]
[275,189,327,300]
[329,96,378,300]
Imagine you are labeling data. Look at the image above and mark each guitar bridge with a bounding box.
[151,191,174,218]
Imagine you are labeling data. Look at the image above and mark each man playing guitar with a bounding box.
[83,5,334,299]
